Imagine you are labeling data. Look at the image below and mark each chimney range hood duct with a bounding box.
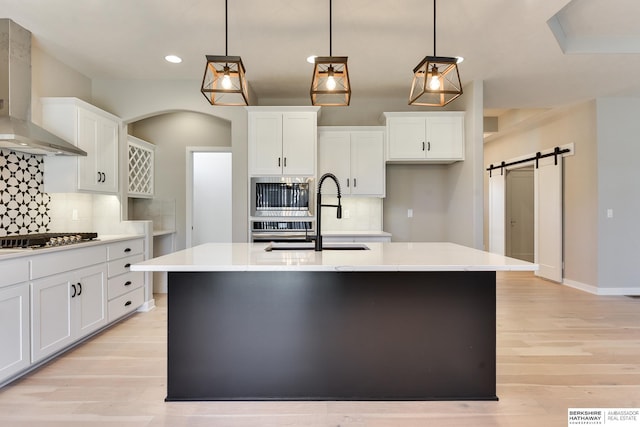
[0,19,86,156]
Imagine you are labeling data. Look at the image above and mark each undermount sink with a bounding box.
[264,242,370,251]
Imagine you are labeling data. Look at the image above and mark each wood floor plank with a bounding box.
[0,271,639,426]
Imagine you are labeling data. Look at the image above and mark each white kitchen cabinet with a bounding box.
[31,263,107,363]
[318,127,385,197]
[42,97,120,194]
[383,112,464,162]
[106,238,145,322]
[248,108,319,176]
[0,282,30,385]
[128,135,154,198]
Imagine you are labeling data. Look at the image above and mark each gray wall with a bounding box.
[129,112,232,251]
[484,102,599,291]
[596,98,640,292]
[383,81,484,247]
[91,79,249,243]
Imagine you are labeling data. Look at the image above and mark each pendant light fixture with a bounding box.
[200,0,249,106]
[409,0,463,107]
[310,0,351,106]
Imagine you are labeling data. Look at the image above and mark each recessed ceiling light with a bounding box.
[165,55,182,64]
[306,55,317,64]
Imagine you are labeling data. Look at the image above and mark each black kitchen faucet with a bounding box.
[315,173,342,251]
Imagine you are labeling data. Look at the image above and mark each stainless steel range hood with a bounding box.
[0,19,86,156]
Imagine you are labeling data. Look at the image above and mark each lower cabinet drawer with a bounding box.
[108,254,144,278]
[108,287,144,322]
[107,271,144,300]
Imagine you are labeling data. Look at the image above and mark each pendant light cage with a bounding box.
[200,0,249,106]
[409,55,462,106]
[409,0,462,107]
[201,55,249,106]
[311,56,351,106]
[310,0,351,106]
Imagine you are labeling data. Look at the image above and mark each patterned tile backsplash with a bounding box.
[0,149,50,237]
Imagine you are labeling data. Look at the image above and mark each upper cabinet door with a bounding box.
[384,112,464,163]
[350,131,384,196]
[248,109,318,176]
[282,113,316,176]
[425,115,464,161]
[249,112,283,175]
[318,131,350,195]
[42,97,120,194]
[387,116,426,160]
[318,128,385,198]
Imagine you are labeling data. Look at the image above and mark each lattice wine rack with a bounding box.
[127,137,154,198]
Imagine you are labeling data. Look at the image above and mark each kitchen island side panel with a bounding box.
[166,271,497,401]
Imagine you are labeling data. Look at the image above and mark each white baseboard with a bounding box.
[137,299,156,312]
[563,278,640,296]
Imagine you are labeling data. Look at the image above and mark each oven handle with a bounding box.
[252,233,313,242]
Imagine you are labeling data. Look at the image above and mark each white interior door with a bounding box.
[534,156,563,282]
[488,171,506,255]
[190,151,232,246]
[506,168,534,262]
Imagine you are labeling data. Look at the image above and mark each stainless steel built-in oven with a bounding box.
[250,177,315,242]
[250,176,314,218]
[251,220,315,242]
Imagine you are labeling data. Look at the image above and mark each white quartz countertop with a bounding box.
[130,242,538,272]
[0,234,145,261]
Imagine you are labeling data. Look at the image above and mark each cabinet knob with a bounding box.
[124,263,131,269]
[124,248,132,253]
[124,281,132,287]
[124,301,132,307]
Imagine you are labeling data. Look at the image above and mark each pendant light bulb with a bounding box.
[428,66,441,90]
[221,66,232,89]
[326,66,337,90]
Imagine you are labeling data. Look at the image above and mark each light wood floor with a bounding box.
[1,271,639,426]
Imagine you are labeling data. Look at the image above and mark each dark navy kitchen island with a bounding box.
[131,242,537,401]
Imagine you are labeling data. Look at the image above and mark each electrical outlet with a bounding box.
[407,209,413,218]
[607,209,613,218]
[343,209,350,219]
[72,209,79,221]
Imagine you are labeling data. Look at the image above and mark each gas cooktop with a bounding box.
[0,232,98,249]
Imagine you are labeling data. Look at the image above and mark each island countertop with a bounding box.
[131,241,538,272]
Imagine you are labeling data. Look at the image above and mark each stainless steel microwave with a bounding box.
[250,176,315,218]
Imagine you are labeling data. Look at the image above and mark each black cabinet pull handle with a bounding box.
[125,263,131,268]
[284,157,287,167]
[77,283,82,296]
[97,172,101,182]
[427,142,431,151]
[71,284,77,298]
[124,248,132,253]
[353,178,357,187]
[422,141,425,151]
[346,178,349,188]
[124,301,132,307]
[278,157,281,167]
[124,281,132,286]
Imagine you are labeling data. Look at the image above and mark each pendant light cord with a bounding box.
[433,0,436,57]
[224,0,228,56]
[329,0,333,56]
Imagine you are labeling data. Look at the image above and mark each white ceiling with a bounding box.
[2,0,640,112]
